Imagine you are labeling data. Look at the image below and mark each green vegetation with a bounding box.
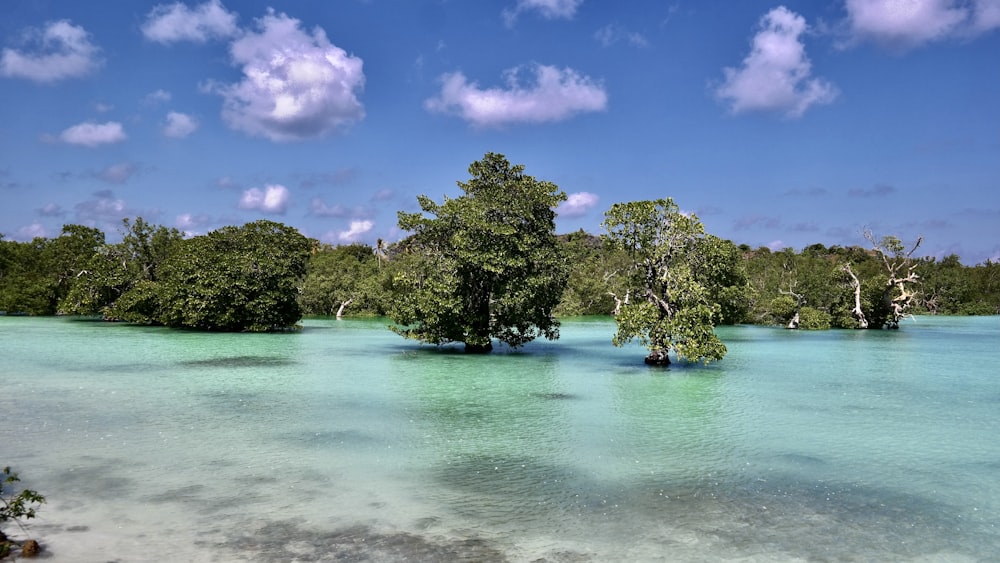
[602,199,728,365]
[2,158,998,355]
[388,152,568,352]
[1,466,45,558]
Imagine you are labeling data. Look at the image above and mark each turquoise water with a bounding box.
[1,315,997,561]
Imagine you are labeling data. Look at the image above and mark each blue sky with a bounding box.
[1,0,998,264]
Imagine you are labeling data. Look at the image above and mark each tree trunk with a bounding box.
[644,349,670,366]
[841,264,869,329]
[786,312,800,329]
[464,342,493,354]
[335,298,353,319]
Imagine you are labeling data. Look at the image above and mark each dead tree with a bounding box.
[840,263,869,329]
[866,230,923,329]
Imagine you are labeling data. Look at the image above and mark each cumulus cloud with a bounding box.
[208,10,365,142]
[425,63,607,127]
[715,7,837,118]
[0,20,102,83]
[843,0,1000,50]
[503,0,583,25]
[59,121,127,147]
[163,111,199,138]
[142,0,239,44]
[338,219,374,242]
[558,192,599,218]
[175,213,213,235]
[239,184,290,214]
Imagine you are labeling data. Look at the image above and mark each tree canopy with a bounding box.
[602,198,727,365]
[388,152,569,352]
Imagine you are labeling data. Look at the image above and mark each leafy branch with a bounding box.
[1,466,46,548]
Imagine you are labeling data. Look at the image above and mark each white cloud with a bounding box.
[843,0,1000,49]
[338,220,373,242]
[425,63,607,127]
[176,213,212,233]
[0,20,102,83]
[715,7,837,118]
[208,10,365,142]
[38,203,66,217]
[142,0,239,44]
[239,184,290,214]
[558,192,599,218]
[503,0,583,26]
[74,190,130,223]
[144,89,172,105]
[163,111,199,138]
[59,121,127,147]
[594,24,649,48]
[309,197,349,218]
[16,222,49,240]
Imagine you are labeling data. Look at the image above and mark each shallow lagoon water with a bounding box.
[1,315,998,562]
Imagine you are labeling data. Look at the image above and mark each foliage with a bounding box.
[156,220,313,331]
[796,306,832,330]
[299,243,388,316]
[60,218,184,319]
[554,230,628,316]
[0,226,104,315]
[388,152,568,352]
[602,198,727,365]
[1,466,45,542]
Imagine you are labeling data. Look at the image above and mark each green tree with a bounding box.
[389,152,568,352]
[1,466,45,557]
[156,220,312,331]
[602,198,727,365]
[60,217,184,320]
[300,243,386,317]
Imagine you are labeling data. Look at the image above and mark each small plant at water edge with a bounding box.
[1,466,46,558]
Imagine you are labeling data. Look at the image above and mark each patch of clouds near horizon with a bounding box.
[58,121,127,147]
[558,192,599,218]
[734,215,782,230]
[176,212,213,233]
[425,64,608,127]
[0,20,102,83]
[164,112,199,138]
[74,190,131,224]
[141,0,240,44]
[843,0,1000,50]
[207,10,366,142]
[715,6,837,118]
[337,219,374,243]
[239,184,289,214]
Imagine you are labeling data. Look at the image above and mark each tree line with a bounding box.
[2,153,997,363]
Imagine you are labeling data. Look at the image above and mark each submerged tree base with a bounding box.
[464,342,494,354]
[644,350,670,366]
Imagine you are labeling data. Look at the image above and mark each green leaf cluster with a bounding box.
[1,466,45,544]
[602,198,727,365]
[388,153,568,351]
